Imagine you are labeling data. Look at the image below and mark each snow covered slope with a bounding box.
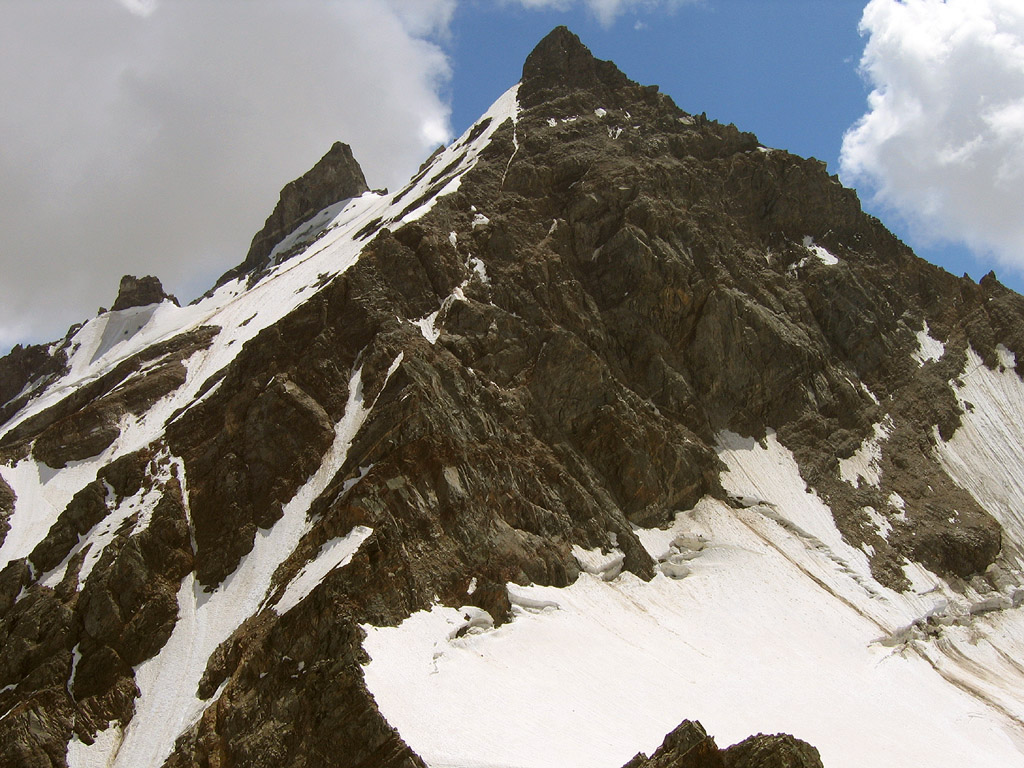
[362,432,1024,768]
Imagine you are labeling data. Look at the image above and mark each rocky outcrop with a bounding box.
[724,734,824,768]
[0,326,217,468]
[220,141,369,285]
[622,721,823,768]
[622,721,726,768]
[110,275,178,312]
[0,475,13,547]
[0,342,68,424]
[519,25,632,109]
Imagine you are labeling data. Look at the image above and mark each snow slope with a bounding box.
[362,432,1024,768]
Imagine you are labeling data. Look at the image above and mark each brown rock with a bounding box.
[622,720,725,768]
[110,274,178,312]
[221,141,370,285]
[724,733,824,768]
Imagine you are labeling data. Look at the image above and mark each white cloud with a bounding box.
[0,0,454,351]
[384,0,458,37]
[841,0,1024,273]
[118,0,158,18]
[510,0,695,28]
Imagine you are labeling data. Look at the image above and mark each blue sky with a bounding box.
[1,0,1022,350]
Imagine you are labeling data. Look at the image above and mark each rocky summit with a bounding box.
[2,26,1024,768]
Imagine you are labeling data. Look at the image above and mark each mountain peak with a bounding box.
[519,26,632,108]
[219,140,369,286]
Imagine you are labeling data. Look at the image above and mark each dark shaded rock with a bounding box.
[0,559,30,617]
[622,720,724,768]
[167,602,426,768]
[32,413,122,469]
[110,274,178,311]
[0,326,216,468]
[28,449,153,574]
[520,26,631,109]
[0,688,75,768]
[220,141,370,285]
[166,332,341,586]
[724,733,824,768]
[622,721,823,768]
[0,473,14,548]
[0,343,69,434]
[73,473,195,730]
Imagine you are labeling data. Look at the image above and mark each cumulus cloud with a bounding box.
[510,0,696,28]
[0,0,453,351]
[117,0,158,17]
[841,0,1024,273]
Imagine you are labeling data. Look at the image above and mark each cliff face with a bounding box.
[2,26,1024,768]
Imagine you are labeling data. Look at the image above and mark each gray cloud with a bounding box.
[0,0,453,350]
[841,0,1024,275]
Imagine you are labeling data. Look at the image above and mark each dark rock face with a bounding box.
[0,343,68,427]
[0,474,13,547]
[621,721,823,768]
[220,141,370,285]
[0,326,217,469]
[110,275,178,312]
[622,720,725,768]
[724,733,824,768]
[520,26,631,109]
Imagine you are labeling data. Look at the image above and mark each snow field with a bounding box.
[361,432,1024,768]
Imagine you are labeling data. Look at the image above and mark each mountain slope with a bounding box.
[2,26,1024,768]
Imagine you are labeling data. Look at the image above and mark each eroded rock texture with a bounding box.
[622,720,823,768]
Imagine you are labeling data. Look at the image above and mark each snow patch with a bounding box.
[274,525,373,614]
[864,506,892,540]
[800,236,839,266]
[413,310,441,344]
[468,256,489,285]
[571,545,624,581]
[935,347,1024,559]
[90,361,387,768]
[66,724,123,768]
[913,321,945,365]
[838,418,892,488]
